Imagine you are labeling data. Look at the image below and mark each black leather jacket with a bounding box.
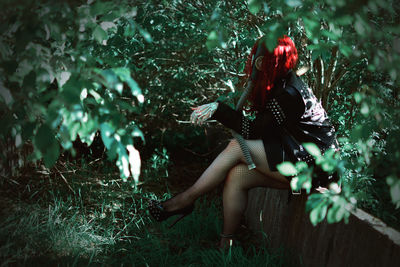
[211,71,337,164]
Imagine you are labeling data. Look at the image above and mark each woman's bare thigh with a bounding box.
[231,139,289,185]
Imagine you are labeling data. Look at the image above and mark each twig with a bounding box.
[154,57,184,63]
[0,174,20,185]
[88,158,101,165]
[176,120,217,124]
[54,166,75,194]
[226,71,246,77]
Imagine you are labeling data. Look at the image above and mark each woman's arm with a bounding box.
[211,86,305,139]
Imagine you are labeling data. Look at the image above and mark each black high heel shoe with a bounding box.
[148,199,194,228]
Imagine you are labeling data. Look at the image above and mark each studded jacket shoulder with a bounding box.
[211,71,338,162]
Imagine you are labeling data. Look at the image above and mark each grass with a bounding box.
[0,158,293,266]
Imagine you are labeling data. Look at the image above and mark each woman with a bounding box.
[149,35,338,248]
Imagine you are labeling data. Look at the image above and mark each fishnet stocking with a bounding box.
[221,163,288,238]
[163,140,289,214]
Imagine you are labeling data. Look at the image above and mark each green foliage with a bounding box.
[0,172,290,266]
[0,0,147,181]
[0,0,399,230]
[278,143,352,225]
[252,0,400,226]
[276,162,298,176]
[387,176,400,209]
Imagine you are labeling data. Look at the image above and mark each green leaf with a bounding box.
[98,69,118,87]
[306,193,324,212]
[295,161,308,172]
[335,203,347,222]
[354,18,365,35]
[34,124,55,152]
[360,102,369,115]
[335,15,353,26]
[298,173,312,192]
[100,123,115,149]
[90,1,114,16]
[309,201,328,226]
[139,28,152,43]
[248,0,262,14]
[112,68,142,100]
[59,125,72,150]
[321,161,335,173]
[387,176,400,209]
[93,25,108,44]
[303,143,321,157]
[116,144,131,181]
[285,0,302,7]
[277,162,297,176]
[124,21,136,37]
[106,142,118,161]
[89,89,103,104]
[61,74,81,105]
[43,140,60,168]
[353,92,362,103]
[127,144,141,184]
[321,30,339,40]
[311,49,322,61]
[132,126,145,143]
[303,17,319,32]
[206,30,219,50]
[339,44,352,58]
[327,203,340,223]
[22,122,36,141]
[128,79,142,98]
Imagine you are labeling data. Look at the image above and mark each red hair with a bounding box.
[245,35,298,109]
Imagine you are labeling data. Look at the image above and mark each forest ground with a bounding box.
[0,142,297,266]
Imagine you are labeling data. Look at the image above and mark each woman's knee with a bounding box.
[224,139,240,152]
[225,164,248,187]
[223,139,246,162]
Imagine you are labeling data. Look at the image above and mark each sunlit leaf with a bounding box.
[310,201,328,226]
[57,71,71,88]
[277,162,297,176]
[112,68,142,99]
[354,17,365,35]
[206,30,219,50]
[93,25,108,44]
[132,126,145,143]
[0,85,13,107]
[285,0,302,7]
[117,152,130,181]
[100,123,115,150]
[127,144,141,184]
[303,143,321,157]
[387,176,400,209]
[139,28,152,43]
[327,204,339,223]
[360,102,369,115]
[248,0,262,14]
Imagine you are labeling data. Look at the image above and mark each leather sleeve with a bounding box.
[210,102,242,133]
[210,86,305,139]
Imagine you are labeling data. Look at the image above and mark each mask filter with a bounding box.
[250,39,267,81]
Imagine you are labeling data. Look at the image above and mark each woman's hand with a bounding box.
[190,102,219,125]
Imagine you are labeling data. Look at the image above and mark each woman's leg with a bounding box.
[219,140,289,248]
[220,163,288,248]
[163,139,288,212]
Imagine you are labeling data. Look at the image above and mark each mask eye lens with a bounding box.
[254,56,264,71]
